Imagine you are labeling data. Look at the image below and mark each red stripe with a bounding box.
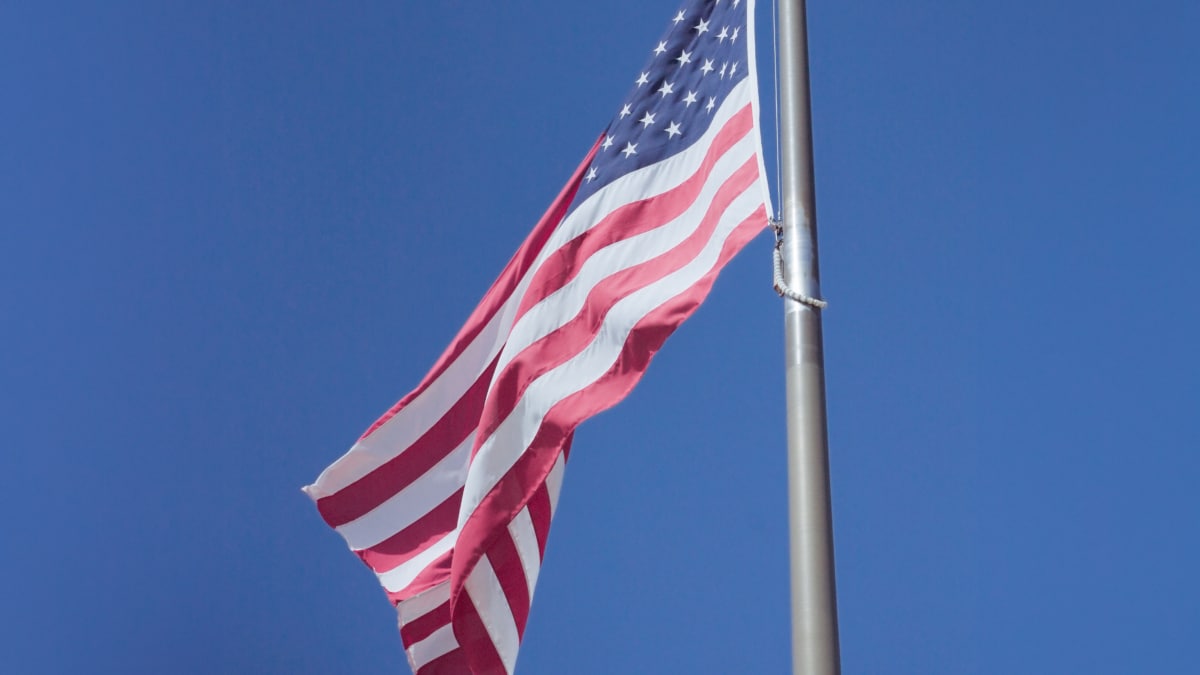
[451,432,565,608]
[400,600,451,648]
[384,549,454,604]
[514,105,755,322]
[451,591,509,675]
[415,647,471,675]
[359,139,600,442]
[317,359,495,527]
[357,488,462,573]
[449,206,768,614]
[476,155,761,443]
[486,530,532,639]
[526,482,553,558]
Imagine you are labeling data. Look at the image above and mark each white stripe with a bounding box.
[540,78,757,261]
[494,129,759,378]
[304,82,757,503]
[406,624,458,671]
[461,184,763,522]
[305,294,517,499]
[396,582,451,625]
[457,112,758,525]
[337,433,472,550]
[464,555,521,675]
[546,451,566,516]
[377,527,458,592]
[508,508,542,596]
[741,0,775,221]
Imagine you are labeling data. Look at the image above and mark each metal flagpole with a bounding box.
[773,1,841,673]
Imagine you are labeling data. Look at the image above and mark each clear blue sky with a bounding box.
[4,2,1198,673]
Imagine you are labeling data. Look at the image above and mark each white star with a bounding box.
[734,0,741,6]
[657,81,675,98]
[619,104,632,119]
[717,26,729,42]
[706,97,716,113]
[673,10,685,24]
[731,27,741,43]
[665,121,682,138]
[639,111,657,128]
[694,18,710,35]
[719,62,728,78]
[586,167,598,182]
[683,90,698,106]
[654,41,668,56]
[700,59,715,76]
[675,49,692,66]
[602,135,615,150]
[636,72,650,87]
[622,142,638,158]
[730,62,739,77]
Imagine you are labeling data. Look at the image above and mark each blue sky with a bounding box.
[4,1,1198,673]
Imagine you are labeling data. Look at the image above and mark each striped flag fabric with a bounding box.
[305,1,772,672]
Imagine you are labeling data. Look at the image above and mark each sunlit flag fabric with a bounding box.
[305,1,772,673]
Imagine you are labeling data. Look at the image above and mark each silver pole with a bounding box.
[775,1,841,673]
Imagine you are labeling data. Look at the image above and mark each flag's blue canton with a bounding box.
[569,0,751,211]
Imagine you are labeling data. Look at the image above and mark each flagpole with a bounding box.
[774,1,841,673]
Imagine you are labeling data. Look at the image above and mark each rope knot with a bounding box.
[770,218,828,310]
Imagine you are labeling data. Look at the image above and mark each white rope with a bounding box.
[771,219,828,310]
[768,11,823,311]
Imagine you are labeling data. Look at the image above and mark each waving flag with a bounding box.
[305,1,772,672]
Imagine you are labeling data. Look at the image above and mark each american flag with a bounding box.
[305,1,772,673]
